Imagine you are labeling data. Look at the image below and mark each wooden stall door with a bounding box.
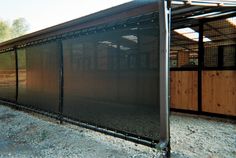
[202,71,236,116]
[170,71,198,111]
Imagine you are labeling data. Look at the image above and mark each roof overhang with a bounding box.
[171,0,236,29]
[172,0,236,7]
[0,0,236,49]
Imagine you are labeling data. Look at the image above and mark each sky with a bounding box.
[0,0,132,33]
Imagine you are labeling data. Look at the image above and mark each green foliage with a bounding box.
[0,20,11,42]
[0,18,29,43]
[11,18,29,38]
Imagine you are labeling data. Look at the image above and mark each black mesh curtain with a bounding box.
[0,51,16,101]
[0,10,161,143]
[17,42,60,113]
[62,15,160,141]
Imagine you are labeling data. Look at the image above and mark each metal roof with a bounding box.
[0,1,158,49]
[172,0,236,7]
[170,0,236,54]
[171,16,236,53]
[171,0,236,29]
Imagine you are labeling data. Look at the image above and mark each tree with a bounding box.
[11,18,29,38]
[0,20,11,42]
[0,18,29,43]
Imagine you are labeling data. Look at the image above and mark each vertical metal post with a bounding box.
[198,22,204,113]
[137,27,141,69]
[94,42,98,70]
[14,47,19,102]
[235,44,236,68]
[59,40,64,123]
[158,0,171,155]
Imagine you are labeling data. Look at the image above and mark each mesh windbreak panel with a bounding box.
[204,16,236,68]
[204,47,218,67]
[0,51,16,101]
[63,18,160,141]
[170,26,199,68]
[223,45,235,67]
[17,42,60,113]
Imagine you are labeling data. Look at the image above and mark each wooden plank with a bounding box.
[178,52,189,67]
[202,71,236,116]
[170,71,198,110]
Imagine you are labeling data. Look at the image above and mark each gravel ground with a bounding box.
[170,113,236,158]
[0,105,160,158]
[0,104,235,158]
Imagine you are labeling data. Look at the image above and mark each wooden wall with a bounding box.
[202,71,236,116]
[170,71,198,111]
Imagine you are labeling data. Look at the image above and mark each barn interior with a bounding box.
[170,0,236,118]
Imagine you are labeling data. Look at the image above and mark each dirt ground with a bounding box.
[0,105,235,158]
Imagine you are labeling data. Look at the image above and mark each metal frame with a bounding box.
[198,22,204,113]
[14,47,19,101]
[158,0,171,155]
[58,40,64,124]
